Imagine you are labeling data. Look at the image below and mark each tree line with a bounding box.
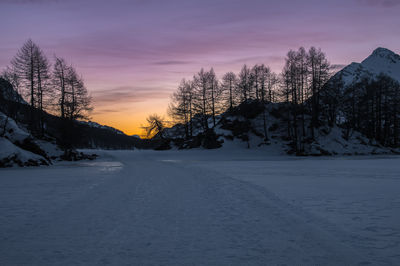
[1,39,92,136]
[153,46,400,152]
[164,47,328,146]
[337,74,400,147]
[166,63,280,140]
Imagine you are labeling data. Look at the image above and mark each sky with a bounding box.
[1,0,399,136]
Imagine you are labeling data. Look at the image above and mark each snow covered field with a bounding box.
[0,150,399,265]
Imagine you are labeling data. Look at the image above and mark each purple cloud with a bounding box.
[356,0,400,7]
[92,86,171,105]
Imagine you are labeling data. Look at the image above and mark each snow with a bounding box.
[306,125,397,155]
[78,120,125,135]
[35,139,64,159]
[0,137,44,166]
[0,112,30,143]
[1,150,399,265]
[362,47,400,82]
[335,47,400,87]
[0,112,65,166]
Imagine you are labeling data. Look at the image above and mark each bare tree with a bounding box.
[208,68,222,127]
[53,56,69,118]
[251,65,261,100]
[52,58,92,121]
[221,72,237,111]
[193,68,210,130]
[65,65,92,121]
[168,79,193,138]
[10,39,51,134]
[33,45,51,134]
[144,114,165,139]
[237,64,252,102]
[307,47,331,138]
[11,39,36,109]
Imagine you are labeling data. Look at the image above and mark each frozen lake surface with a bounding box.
[0,150,399,265]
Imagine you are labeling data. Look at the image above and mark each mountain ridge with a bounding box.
[334,47,400,87]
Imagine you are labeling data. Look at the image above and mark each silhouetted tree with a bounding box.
[307,47,331,138]
[11,39,36,110]
[64,65,92,121]
[33,45,51,135]
[237,65,252,102]
[208,68,222,127]
[221,72,237,111]
[53,56,69,119]
[144,114,166,139]
[193,68,211,130]
[10,39,51,134]
[168,79,193,138]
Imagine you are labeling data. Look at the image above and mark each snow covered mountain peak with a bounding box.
[332,47,400,87]
[363,48,400,82]
[366,47,400,63]
[361,47,400,71]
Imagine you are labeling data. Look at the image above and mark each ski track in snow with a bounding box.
[0,150,399,265]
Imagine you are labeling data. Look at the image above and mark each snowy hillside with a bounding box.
[0,112,61,167]
[0,138,48,167]
[159,48,400,155]
[0,112,97,167]
[333,47,400,87]
[160,100,399,156]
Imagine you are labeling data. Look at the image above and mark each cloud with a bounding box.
[331,64,347,70]
[92,86,171,105]
[356,0,400,7]
[0,0,61,4]
[227,55,284,65]
[153,60,193,65]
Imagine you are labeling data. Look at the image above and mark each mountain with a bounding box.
[78,121,125,135]
[333,47,400,86]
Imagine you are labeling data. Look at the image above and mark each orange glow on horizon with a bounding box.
[91,98,169,138]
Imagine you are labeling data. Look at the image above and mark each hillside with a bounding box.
[0,78,145,167]
[160,48,400,155]
[0,77,143,148]
[161,101,396,155]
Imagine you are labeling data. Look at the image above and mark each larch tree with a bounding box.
[11,39,51,133]
[65,65,92,121]
[237,64,252,102]
[168,79,193,139]
[144,114,166,139]
[193,68,210,130]
[33,45,51,134]
[251,64,261,100]
[208,68,221,128]
[53,56,69,119]
[307,47,331,138]
[11,39,36,110]
[221,71,237,111]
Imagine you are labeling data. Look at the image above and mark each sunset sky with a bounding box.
[1,0,399,136]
